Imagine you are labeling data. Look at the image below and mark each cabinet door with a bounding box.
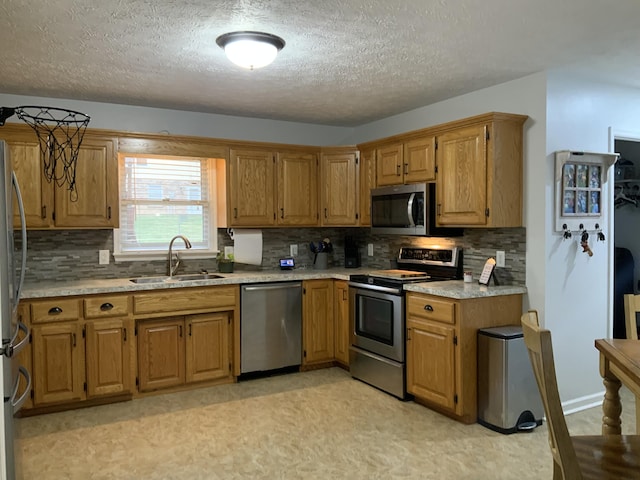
[185,313,230,383]
[436,125,488,225]
[137,318,185,392]
[8,138,53,229]
[333,281,350,366]
[358,148,376,226]
[229,149,275,226]
[303,280,334,364]
[376,144,403,186]
[32,322,84,405]
[321,151,357,226]
[406,320,456,410]
[277,152,318,226]
[404,136,436,183]
[54,136,119,228]
[85,318,133,398]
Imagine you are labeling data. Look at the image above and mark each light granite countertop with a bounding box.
[404,280,527,299]
[22,269,527,300]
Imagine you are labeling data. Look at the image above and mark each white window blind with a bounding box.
[116,155,216,257]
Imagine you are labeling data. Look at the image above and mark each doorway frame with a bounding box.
[608,127,640,337]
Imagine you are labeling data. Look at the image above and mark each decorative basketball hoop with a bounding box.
[0,106,90,201]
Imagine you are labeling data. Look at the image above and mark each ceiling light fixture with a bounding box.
[216,31,285,70]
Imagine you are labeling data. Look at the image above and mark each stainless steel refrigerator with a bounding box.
[0,140,30,479]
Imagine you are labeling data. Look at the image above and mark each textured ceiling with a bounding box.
[1,0,640,127]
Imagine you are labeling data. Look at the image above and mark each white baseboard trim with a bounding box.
[562,391,604,415]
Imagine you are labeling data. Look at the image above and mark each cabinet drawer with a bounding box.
[406,294,455,324]
[133,286,237,315]
[84,295,130,319]
[31,298,80,323]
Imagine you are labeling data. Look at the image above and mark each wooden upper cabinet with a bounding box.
[8,137,53,229]
[321,150,358,226]
[228,148,276,226]
[436,125,488,226]
[5,130,118,229]
[54,136,119,228]
[277,152,318,226]
[376,144,403,186]
[404,136,436,183]
[435,114,525,227]
[358,148,376,226]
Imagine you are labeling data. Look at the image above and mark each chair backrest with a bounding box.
[521,310,582,479]
[623,294,640,340]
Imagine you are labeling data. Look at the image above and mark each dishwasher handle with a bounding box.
[243,283,302,292]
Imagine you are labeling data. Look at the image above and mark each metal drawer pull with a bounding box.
[41,205,46,219]
[189,323,192,336]
[100,302,114,311]
[424,304,434,312]
[123,328,127,342]
[48,306,63,315]
[72,333,76,347]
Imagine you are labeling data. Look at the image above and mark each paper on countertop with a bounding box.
[228,228,262,265]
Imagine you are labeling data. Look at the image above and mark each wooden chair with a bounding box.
[624,294,640,340]
[521,310,640,479]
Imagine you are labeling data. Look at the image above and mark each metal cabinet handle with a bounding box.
[234,208,238,219]
[123,327,127,342]
[100,302,113,311]
[72,333,76,347]
[407,328,412,341]
[179,325,183,337]
[41,205,46,219]
[189,323,192,336]
[107,206,112,219]
[343,290,347,301]
[436,204,441,216]
[48,306,62,315]
[280,208,284,219]
[324,208,328,218]
[424,304,434,312]
[396,164,401,176]
[404,163,408,175]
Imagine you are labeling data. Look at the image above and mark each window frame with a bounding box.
[113,153,219,262]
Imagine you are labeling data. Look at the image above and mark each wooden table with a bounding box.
[595,338,640,434]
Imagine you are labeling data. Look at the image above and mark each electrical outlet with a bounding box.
[224,246,234,258]
[368,243,374,256]
[496,250,506,268]
[290,244,298,256]
[99,250,110,265]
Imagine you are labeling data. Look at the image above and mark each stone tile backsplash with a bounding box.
[18,227,526,285]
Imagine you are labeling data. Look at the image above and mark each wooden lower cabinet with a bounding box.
[138,313,231,392]
[406,292,522,423]
[85,317,134,398]
[137,317,185,392]
[302,280,334,364]
[185,313,230,383]
[32,322,85,406]
[333,280,350,366]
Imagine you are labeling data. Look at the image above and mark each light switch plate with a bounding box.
[496,250,506,268]
[99,250,110,265]
[290,244,298,256]
[367,243,374,256]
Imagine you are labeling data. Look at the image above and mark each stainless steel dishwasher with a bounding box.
[240,282,302,374]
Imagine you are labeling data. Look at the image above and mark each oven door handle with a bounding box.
[348,282,403,295]
[406,193,416,227]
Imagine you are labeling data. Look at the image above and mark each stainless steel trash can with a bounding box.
[477,325,543,434]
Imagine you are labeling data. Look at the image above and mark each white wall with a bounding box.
[545,70,640,409]
[0,93,354,146]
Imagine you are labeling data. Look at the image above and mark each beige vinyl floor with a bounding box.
[14,367,637,480]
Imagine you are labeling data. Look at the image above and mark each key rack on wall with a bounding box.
[554,150,619,236]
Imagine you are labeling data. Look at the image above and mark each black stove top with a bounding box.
[349,247,462,292]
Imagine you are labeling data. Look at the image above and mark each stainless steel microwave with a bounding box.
[370,183,462,237]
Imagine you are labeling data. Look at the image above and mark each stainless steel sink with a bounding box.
[129,276,170,284]
[172,273,223,281]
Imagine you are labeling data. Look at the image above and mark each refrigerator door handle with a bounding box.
[11,171,27,309]
[4,321,29,358]
[10,366,31,413]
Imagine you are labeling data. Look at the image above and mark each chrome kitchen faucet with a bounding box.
[168,235,192,277]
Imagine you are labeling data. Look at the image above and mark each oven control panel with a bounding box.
[398,247,458,266]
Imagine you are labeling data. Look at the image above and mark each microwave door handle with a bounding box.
[12,171,27,308]
[407,193,416,227]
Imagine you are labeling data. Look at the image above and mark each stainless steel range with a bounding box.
[348,246,462,399]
